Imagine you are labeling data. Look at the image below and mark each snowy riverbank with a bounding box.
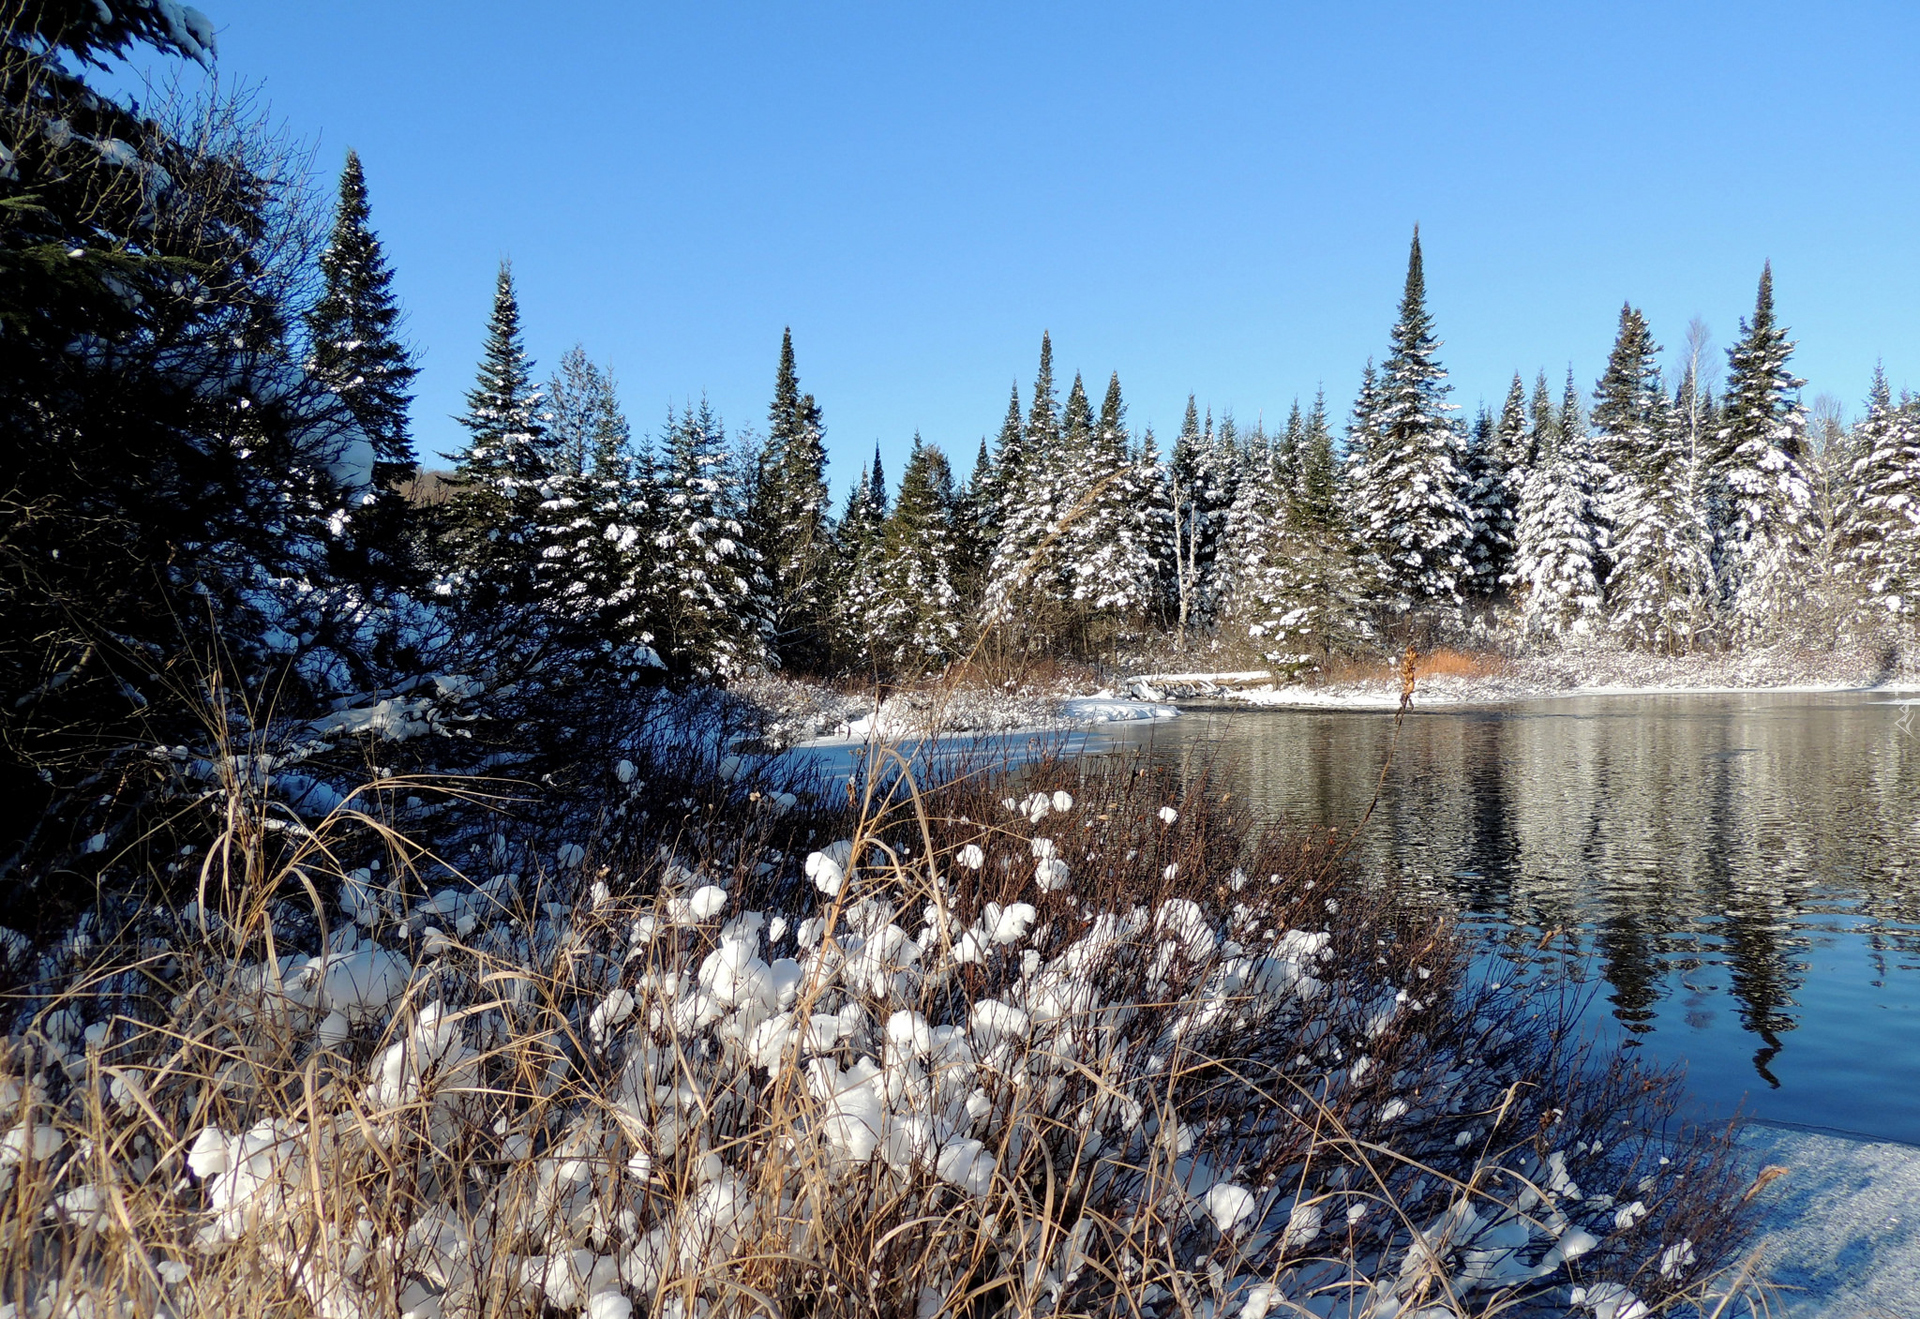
[1215,645,1920,710]
[1739,1124,1920,1318]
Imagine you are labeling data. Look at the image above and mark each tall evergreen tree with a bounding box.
[1245,391,1368,672]
[1506,370,1605,641]
[1594,308,1717,652]
[1461,405,1508,597]
[871,437,965,667]
[1713,263,1815,639]
[1845,367,1920,618]
[651,399,766,676]
[1354,229,1475,612]
[1470,373,1529,594]
[446,261,551,604]
[1169,398,1234,639]
[1062,372,1163,639]
[307,149,417,485]
[985,336,1073,629]
[832,449,892,667]
[747,329,833,670]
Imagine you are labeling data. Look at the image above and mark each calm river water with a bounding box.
[1094,692,1920,1144]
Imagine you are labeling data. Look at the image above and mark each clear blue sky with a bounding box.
[127,2,1920,492]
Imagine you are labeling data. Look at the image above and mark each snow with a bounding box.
[1738,1123,1920,1318]
[1060,696,1180,722]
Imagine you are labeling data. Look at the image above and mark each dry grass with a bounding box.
[0,711,1770,1319]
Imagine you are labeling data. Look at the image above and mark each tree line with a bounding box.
[419,224,1920,681]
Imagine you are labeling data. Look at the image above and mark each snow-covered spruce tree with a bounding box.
[536,350,661,676]
[831,450,891,670]
[1245,391,1370,674]
[1354,229,1476,618]
[950,436,998,610]
[1168,398,1235,641]
[1594,307,1717,653]
[984,334,1072,638]
[1060,373,1164,645]
[746,329,833,671]
[650,399,767,677]
[444,261,555,608]
[869,437,965,668]
[1472,373,1531,600]
[1845,367,1920,619]
[1712,263,1816,641]
[1506,371,1607,643]
[1214,415,1284,623]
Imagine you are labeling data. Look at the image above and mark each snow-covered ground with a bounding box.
[1222,646,1920,710]
[1739,1124,1920,1318]
[735,674,1177,751]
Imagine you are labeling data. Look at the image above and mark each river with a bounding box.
[1093,691,1920,1145]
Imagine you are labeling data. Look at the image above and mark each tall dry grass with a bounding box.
[0,705,1770,1318]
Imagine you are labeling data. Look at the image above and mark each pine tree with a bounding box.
[446,261,551,605]
[1216,418,1280,620]
[1462,404,1509,597]
[1169,398,1233,639]
[1472,373,1529,594]
[1355,229,1476,612]
[747,329,833,670]
[1505,370,1605,641]
[1594,307,1717,652]
[307,149,417,484]
[985,336,1071,630]
[1713,263,1815,639]
[1061,372,1163,639]
[1244,391,1368,672]
[871,437,965,667]
[651,399,767,676]
[1845,367,1920,618]
[832,448,892,668]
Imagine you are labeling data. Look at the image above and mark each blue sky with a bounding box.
[127,2,1920,492]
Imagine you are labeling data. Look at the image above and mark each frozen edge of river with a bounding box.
[1739,1122,1920,1318]
[1227,679,1908,711]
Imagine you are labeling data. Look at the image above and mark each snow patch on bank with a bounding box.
[1739,1123,1920,1318]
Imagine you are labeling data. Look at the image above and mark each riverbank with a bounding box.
[1215,644,1920,710]
[1740,1123,1920,1317]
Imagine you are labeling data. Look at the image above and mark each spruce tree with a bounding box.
[831,448,892,668]
[1713,263,1815,639]
[1461,405,1507,598]
[1355,228,1476,613]
[748,329,832,670]
[1245,391,1368,673]
[651,399,767,676]
[1169,398,1233,639]
[871,437,965,667]
[1845,367,1920,618]
[1595,307,1716,652]
[984,336,1071,630]
[1505,370,1606,641]
[1062,373,1163,640]
[446,261,551,605]
[308,149,418,484]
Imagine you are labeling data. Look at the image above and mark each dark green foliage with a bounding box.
[747,328,832,671]
[307,150,417,481]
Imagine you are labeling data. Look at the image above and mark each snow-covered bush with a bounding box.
[0,746,1760,1318]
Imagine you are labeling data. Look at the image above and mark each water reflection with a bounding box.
[1096,693,1920,1142]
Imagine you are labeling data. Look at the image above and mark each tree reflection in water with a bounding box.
[1100,692,1920,1141]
